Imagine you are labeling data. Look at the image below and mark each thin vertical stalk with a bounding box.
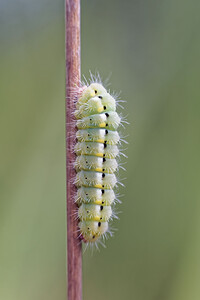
[66,1,82,300]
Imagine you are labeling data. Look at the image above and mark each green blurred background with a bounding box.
[1,0,200,299]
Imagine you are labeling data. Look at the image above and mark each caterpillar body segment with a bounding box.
[74,142,119,159]
[75,187,115,206]
[75,155,118,174]
[75,94,116,119]
[76,112,121,131]
[75,170,117,189]
[75,82,124,245]
[76,129,120,145]
[78,204,112,222]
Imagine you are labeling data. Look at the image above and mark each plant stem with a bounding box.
[66,1,82,300]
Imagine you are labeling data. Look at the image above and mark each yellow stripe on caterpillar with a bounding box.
[99,122,106,128]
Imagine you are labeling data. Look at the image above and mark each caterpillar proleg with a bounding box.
[74,80,125,245]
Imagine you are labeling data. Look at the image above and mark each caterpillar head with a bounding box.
[89,83,107,97]
[77,83,107,108]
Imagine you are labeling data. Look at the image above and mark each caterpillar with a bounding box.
[74,81,125,245]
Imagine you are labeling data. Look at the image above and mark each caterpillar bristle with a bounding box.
[74,78,127,248]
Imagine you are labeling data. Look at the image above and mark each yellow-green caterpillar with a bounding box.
[74,82,124,245]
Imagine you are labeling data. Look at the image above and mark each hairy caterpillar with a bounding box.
[74,81,125,245]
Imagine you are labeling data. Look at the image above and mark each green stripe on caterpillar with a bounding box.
[74,81,125,245]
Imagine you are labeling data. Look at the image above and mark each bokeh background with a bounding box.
[1,0,200,299]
